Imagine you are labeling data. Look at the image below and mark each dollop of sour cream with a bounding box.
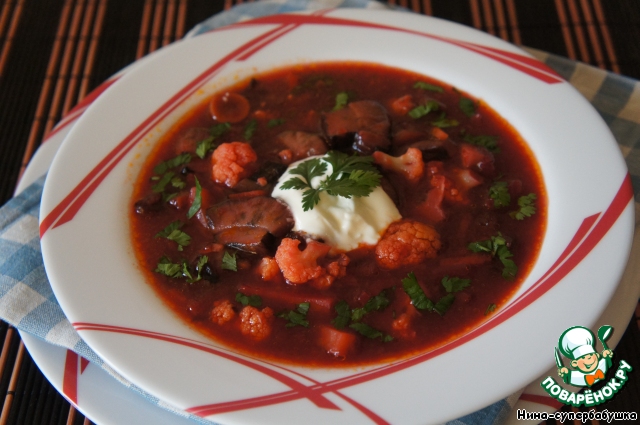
[272,155,401,251]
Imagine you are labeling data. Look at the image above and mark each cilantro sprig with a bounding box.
[510,193,537,220]
[463,133,500,152]
[468,234,518,279]
[280,151,382,211]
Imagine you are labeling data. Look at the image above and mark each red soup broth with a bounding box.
[130,62,546,367]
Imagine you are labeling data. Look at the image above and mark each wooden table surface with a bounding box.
[0,1,638,424]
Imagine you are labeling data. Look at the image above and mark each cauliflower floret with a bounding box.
[275,238,331,284]
[211,142,257,188]
[373,148,424,183]
[375,220,441,269]
[258,256,280,281]
[211,299,235,325]
[239,305,274,340]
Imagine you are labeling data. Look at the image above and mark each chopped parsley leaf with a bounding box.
[441,276,471,293]
[489,181,511,208]
[243,119,257,141]
[408,100,439,119]
[510,193,536,220]
[153,153,191,175]
[155,220,191,251]
[195,123,231,159]
[195,136,215,159]
[268,118,285,128]
[349,323,393,342]
[468,234,518,279]
[210,122,231,138]
[485,303,497,315]
[151,171,175,193]
[186,176,202,219]
[171,176,186,189]
[402,272,434,311]
[463,133,500,152]
[280,151,381,211]
[332,300,351,329]
[459,97,476,117]
[431,112,459,128]
[333,92,349,111]
[235,292,262,307]
[414,81,443,92]
[433,293,456,315]
[351,291,390,322]
[279,302,310,328]
[221,251,237,271]
[155,256,183,278]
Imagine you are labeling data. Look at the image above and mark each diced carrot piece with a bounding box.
[390,94,415,115]
[431,127,449,140]
[318,325,356,359]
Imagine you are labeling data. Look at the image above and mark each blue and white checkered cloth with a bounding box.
[1,1,639,424]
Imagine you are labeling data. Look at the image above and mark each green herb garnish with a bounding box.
[155,220,191,251]
[489,181,510,208]
[408,100,439,119]
[434,293,456,316]
[221,251,237,271]
[349,323,393,342]
[459,97,476,117]
[195,136,215,159]
[431,112,459,128]
[351,291,390,322]
[468,234,518,279]
[510,193,536,220]
[155,256,183,278]
[332,300,351,330]
[414,81,443,92]
[153,153,191,175]
[485,303,497,315]
[243,119,257,141]
[152,171,175,193]
[186,176,202,219]
[268,118,285,128]
[463,133,500,152]
[402,272,434,311]
[195,123,232,159]
[441,276,471,293]
[279,302,310,328]
[236,292,262,307]
[280,151,381,211]
[333,92,349,111]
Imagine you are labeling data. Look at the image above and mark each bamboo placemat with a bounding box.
[0,1,638,424]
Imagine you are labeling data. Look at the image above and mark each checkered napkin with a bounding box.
[1,1,639,424]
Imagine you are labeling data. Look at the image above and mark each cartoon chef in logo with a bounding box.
[556,326,613,387]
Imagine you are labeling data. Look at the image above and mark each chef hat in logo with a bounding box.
[558,326,596,360]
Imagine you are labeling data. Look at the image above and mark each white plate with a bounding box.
[38,9,634,425]
[18,136,640,425]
